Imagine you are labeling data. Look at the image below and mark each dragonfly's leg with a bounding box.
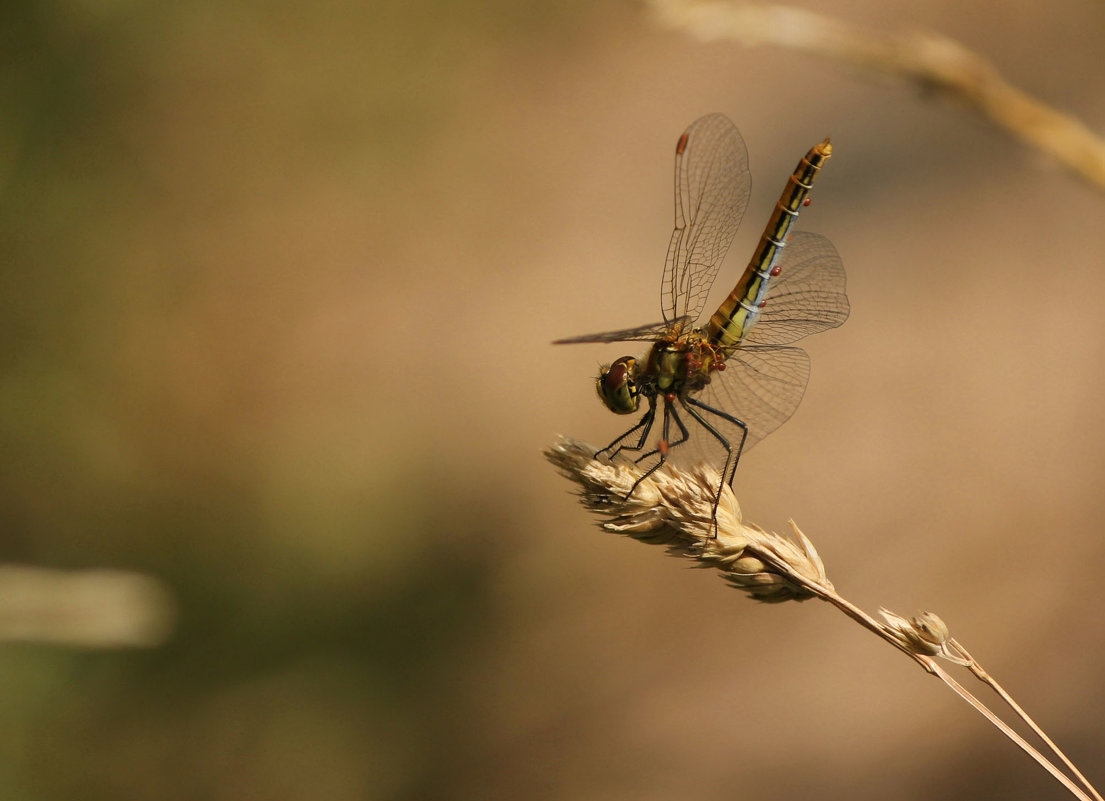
[633,393,692,465]
[682,396,748,536]
[627,396,691,499]
[684,396,748,486]
[598,396,657,461]
[632,388,689,461]
[594,397,664,504]
[629,399,673,476]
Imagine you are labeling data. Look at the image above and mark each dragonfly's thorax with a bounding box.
[640,332,724,397]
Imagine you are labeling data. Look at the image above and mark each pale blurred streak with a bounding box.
[0,566,174,647]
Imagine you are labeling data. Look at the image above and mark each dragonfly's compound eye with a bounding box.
[596,356,639,414]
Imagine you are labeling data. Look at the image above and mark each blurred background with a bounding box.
[3,0,1105,798]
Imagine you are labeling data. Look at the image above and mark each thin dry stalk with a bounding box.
[955,640,1103,801]
[545,437,1101,801]
[647,0,1105,192]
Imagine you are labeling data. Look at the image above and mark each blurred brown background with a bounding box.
[3,0,1105,798]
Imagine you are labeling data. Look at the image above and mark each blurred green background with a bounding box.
[3,0,1105,798]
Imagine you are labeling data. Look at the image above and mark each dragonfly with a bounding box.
[555,113,849,524]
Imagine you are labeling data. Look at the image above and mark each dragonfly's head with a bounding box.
[597,356,639,414]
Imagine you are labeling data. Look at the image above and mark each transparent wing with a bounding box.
[662,114,752,325]
[682,232,847,464]
[744,231,850,347]
[701,345,811,454]
[553,316,692,345]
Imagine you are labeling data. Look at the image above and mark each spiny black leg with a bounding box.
[631,397,674,470]
[663,396,692,449]
[634,395,691,465]
[596,396,656,461]
[593,396,668,505]
[626,400,673,489]
[633,397,669,465]
[682,396,748,537]
[678,401,730,533]
[684,396,748,488]
[626,397,692,499]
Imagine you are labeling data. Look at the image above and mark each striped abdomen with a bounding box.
[705,138,832,353]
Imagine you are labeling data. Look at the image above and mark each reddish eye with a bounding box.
[770,265,782,276]
[758,301,767,308]
[604,363,627,389]
[803,197,812,206]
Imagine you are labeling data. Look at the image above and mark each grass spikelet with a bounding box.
[545,435,1102,800]
[546,436,827,602]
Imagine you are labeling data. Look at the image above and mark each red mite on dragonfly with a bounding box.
[555,113,849,529]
